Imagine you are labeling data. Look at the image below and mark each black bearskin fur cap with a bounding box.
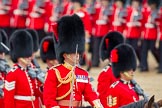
[40,36,56,63]
[9,30,33,63]
[99,31,124,61]
[111,44,137,78]
[54,14,85,63]
[26,29,39,52]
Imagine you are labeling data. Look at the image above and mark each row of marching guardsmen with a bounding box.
[0,0,162,108]
[0,13,162,108]
[0,0,162,40]
[2,0,162,72]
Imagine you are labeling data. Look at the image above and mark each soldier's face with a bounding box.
[54,0,60,4]
[121,69,134,81]
[46,59,59,68]
[63,53,80,66]
[149,4,157,10]
[101,0,109,7]
[0,53,5,59]
[73,2,82,10]
[132,1,140,9]
[115,1,123,8]
[86,0,93,4]
[18,57,32,67]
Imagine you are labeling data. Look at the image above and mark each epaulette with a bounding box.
[110,81,119,88]
[49,64,61,70]
[9,66,18,73]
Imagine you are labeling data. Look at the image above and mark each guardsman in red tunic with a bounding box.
[71,0,92,39]
[0,0,12,38]
[111,0,126,33]
[0,29,10,108]
[40,36,58,69]
[39,36,58,107]
[91,0,112,67]
[84,0,96,30]
[4,30,40,108]
[26,28,47,107]
[46,0,63,34]
[28,0,49,43]
[140,0,160,72]
[12,0,29,31]
[106,44,139,108]
[62,0,73,15]
[84,0,97,60]
[43,14,103,108]
[97,31,124,108]
[124,0,142,62]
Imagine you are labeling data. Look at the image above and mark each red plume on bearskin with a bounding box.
[42,41,49,53]
[40,36,56,63]
[110,49,118,63]
[105,39,109,49]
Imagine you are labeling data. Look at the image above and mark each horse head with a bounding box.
[144,95,162,108]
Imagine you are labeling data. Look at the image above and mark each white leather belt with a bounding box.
[112,21,121,26]
[96,20,107,25]
[14,95,35,101]
[145,23,155,28]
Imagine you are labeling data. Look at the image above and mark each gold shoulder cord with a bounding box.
[52,67,76,100]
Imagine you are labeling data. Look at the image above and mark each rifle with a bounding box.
[27,58,46,84]
[0,42,9,51]
[0,42,10,98]
[32,58,46,84]
[131,79,149,100]
[0,80,4,98]
[0,42,11,74]
[69,44,78,108]
[0,59,11,74]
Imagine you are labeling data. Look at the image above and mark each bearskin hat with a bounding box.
[111,44,137,78]
[53,14,85,63]
[9,30,33,63]
[148,0,160,7]
[0,29,9,54]
[71,0,85,6]
[40,36,56,63]
[25,29,39,52]
[99,31,124,61]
